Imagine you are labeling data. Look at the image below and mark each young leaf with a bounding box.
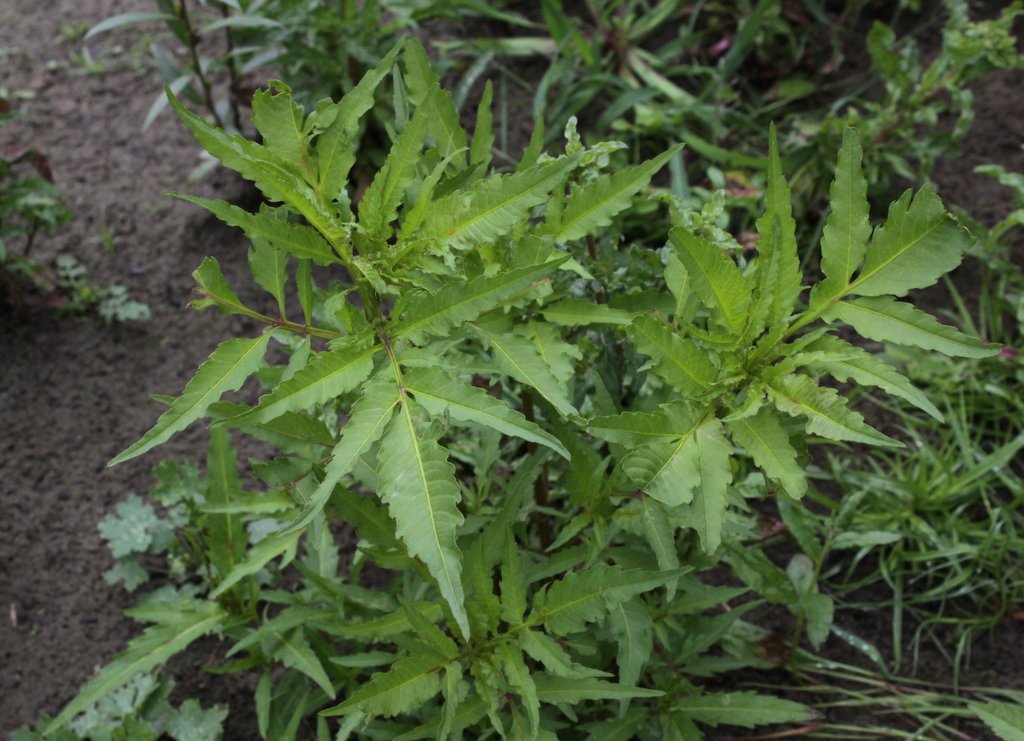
[218,342,379,428]
[377,400,469,637]
[174,195,337,265]
[520,630,611,679]
[670,227,751,335]
[809,127,871,309]
[110,334,272,464]
[317,41,405,201]
[272,628,336,699]
[849,185,972,298]
[608,598,653,689]
[252,82,311,172]
[803,335,942,421]
[209,528,301,597]
[471,325,578,417]
[388,257,568,344]
[280,376,400,536]
[553,144,682,241]
[320,654,446,718]
[358,86,435,240]
[755,125,800,322]
[685,418,733,553]
[769,374,901,446]
[726,408,806,498]
[470,80,494,170]
[415,156,581,251]
[500,534,527,625]
[530,564,686,634]
[191,257,251,315]
[626,315,717,395]
[822,296,997,358]
[403,366,569,458]
[44,602,226,730]
[674,691,812,727]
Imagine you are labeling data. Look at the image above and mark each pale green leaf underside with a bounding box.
[377,401,469,637]
[404,366,569,459]
[823,296,997,358]
[111,333,272,465]
[769,374,900,447]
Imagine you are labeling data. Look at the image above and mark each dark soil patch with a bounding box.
[1,0,1023,738]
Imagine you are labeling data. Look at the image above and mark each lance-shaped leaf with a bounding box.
[190,257,252,315]
[377,400,469,637]
[217,341,379,428]
[498,643,540,737]
[809,127,871,309]
[533,677,663,704]
[173,195,336,265]
[588,401,700,446]
[637,496,680,598]
[849,185,972,298]
[317,41,404,201]
[471,325,578,417]
[822,296,997,358]
[627,315,717,395]
[620,409,719,506]
[514,318,582,385]
[670,227,751,335]
[803,335,942,421]
[541,298,635,326]
[684,418,732,553]
[754,125,801,322]
[726,407,806,498]
[969,701,1024,741]
[416,156,580,251]
[280,376,400,536]
[111,334,272,464]
[249,233,289,317]
[252,82,311,172]
[45,601,226,730]
[320,654,446,718]
[272,628,336,699]
[608,598,653,689]
[471,80,495,170]
[529,564,686,635]
[769,374,901,447]
[404,366,569,458]
[391,697,489,741]
[388,256,568,344]
[554,144,682,241]
[359,86,435,240]
[675,691,813,727]
[520,630,610,679]
[210,528,301,597]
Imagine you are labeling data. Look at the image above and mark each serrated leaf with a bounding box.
[470,80,494,170]
[754,125,800,322]
[636,497,680,598]
[726,408,806,497]
[273,628,336,698]
[608,599,653,689]
[359,86,435,240]
[969,701,1024,741]
[499,643,540,738]
[404,366,569,458]
[530,564,686,634]
[280,376,400,536]
[823,296,997,358]
[209,528,301,597]
[377,400,469,637]
[520,629,611,679]
[164,698,228,741]
[849,185,972,298]
[769,373,901,446]
[391,697,489,741]
[249,233,288,317]
[218,342,379,428]
[588,402,700,446]
[554,145,681,241]
[514,318,582,386]
[670,227,751,335]
[471,325,578,418]
[803,335,942,420]
[320,654,446,718]
[533,676,663,704]
[174,195,336,265]
[685,418,732,553]
[389,257,568,344]
[400,596,459,660]
[251,83,310,172]
[416,156,580,251]
[239,410,338,453]
[44,602,225,730]
[675,691,812,727]
[810,127,871,309]
[626,315,717,395]
[500,534,527,625]
[541,298,635,326]
[110,334,272,465]
[317,41,404,202]
[190,257,250,315]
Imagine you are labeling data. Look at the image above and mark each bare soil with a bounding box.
[1,0,1022,738]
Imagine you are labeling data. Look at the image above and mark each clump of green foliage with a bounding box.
[38,38,1000,740]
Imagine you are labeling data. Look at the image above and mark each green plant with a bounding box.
[16,671,226,741]
[41,39,999,739]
